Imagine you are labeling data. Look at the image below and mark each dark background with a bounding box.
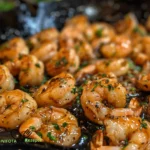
[0,0,150,149]
[0,0,150,44]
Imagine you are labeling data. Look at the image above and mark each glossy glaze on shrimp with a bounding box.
[34,72,77,107]
[0,37,29,62]
[0,65,15,93]
[19,106,81,147]
[81,77,127,124]
[0,90,37,129]
[46,48,80,76]
[19,55,44,86]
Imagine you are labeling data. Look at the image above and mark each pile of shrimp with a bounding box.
[0,13,150,149]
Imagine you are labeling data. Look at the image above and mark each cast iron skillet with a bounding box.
[0,0,150,150]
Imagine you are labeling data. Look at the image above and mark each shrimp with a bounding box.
[104,117,150,149]
[0,37,29,62]
[19,55,44,86]
[136,73,150,91]
[142,36,150,60]
[74,41,96,61]
[0,89,37,129]
[96,59,129,76]
[90,130,121,150]
[92,72,117,82]
[4,58,21,76]
[75,64,97,83]
[101,35,132,58]
[34,72,77,107]
[90,118,150,150]
[115,13,138,35]
[85,23,115,50]
[66,15,89,32]
[19,106,81,147]
[46,48,80,76]
[59,26,86,49]
[131,52,148,66]
[80,78,127,124]
[30,41,58,62]
[0,65,15,92]
[28,28,59,48]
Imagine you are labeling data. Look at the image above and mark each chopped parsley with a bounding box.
[35,63,40,68]
[71,87,77,94]
[21,99,29,103]
[122,139,128,149]
[13,78,18,84]
[20,86,30,93]
[91,82,99,92]
[55,57,68,67]
[140,119,147,129]
[62,122,68,127]
[52,123,60,130]
[42,75,49,84]
[29,126,36,131]
[133,26,146,36]
[37,132,43,138]
[107,84,114,91]
[95,28,103,37]
[47,132,57,141]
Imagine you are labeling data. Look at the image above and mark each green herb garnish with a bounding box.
[107,84,114,91]
[47,132,57,141]
[62,122,68,127]
[71,87,77,94]
[91,82,99,92]
[55,57,68,67]
[95,28,103,37]
[29,126,36,131]
[52,123,60,130]
[21,99,29,103]
[35,63,40,68]
[37,132,43,138]
[133,26,146,36]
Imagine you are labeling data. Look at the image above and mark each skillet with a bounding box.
[0,0,150,149]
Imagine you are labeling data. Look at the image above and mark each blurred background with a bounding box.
[0,0,150,43]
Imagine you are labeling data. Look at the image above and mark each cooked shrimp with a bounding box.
[46,48,80,76]
[0,37,29,62]
[96,59,129,76]
[132,52,148,66]
[59,26,86,49]
[0,65,15,92]
[75,41,96,61]
[34,72,76,107]
[4,58,21,76]
[85,23,115,50]
[110,98,142,117]
[104,116,150,149]
[66,15,89,32]
[81,78,127,124]
[92,72,117,81]
[75,64,97,83]
[115,13,138,35]
[90,119,150,150]
[142,36,150,60]
[0,89,37,129]
[101,35,132,58]
[136,73,150,91]
[30,41,58,62]
[28,28,59,48]
[19,55,44,86]
[90,130,121,150]
[19,106,81,147]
